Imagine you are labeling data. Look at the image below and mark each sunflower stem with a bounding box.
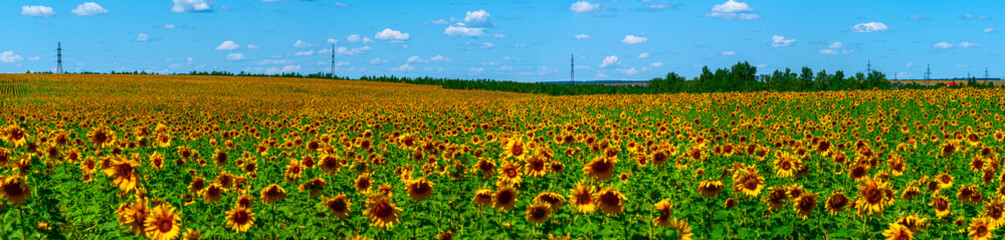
[18,205,28,240]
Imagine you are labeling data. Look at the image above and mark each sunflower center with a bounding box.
[3,182,24,196]
[532,208,547,218]
[600,192,620,206]
[977,225,988,236]
[743,176,759,190]
[864,186,882,203]
[511,143,524,156]
[592,160,611,173]
[93,131,107,143]
[233,211,249,224]
[780,161,791,170]
[117,164,134,178]
[158,218,173,232]
[497,191,514,205]
[829,195,847,208]
[374,202,394,218]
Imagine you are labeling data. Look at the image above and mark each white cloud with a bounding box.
[464,10,494,28]
[294,40,312,48]
[295,50,314,56]
[21,5,56,17]
[430,55,450,62]
[599,55,619,67]
[645,3,670,10]
[721,51,736,56]
[985,27,995,33]
[956,64,968,68]
[574,34,592,39]
[470,67,485,73]
[818,49,837,55]
[172,0,213,13]
[933,42,953,49]
[851,22,889,33]
[265,65,301,74]
[0,51,24,63]
[622,35,648,44]
[497,65,513,71]
[637,53,649,58]
[570,1,599,13]
[896,72,912,78]
[959,42,978,48]
[771,35,795,47]
[819,41,851,55]
[756,64,767,69]
[347,35,361,43]
[336,46,372,55]
[247,44,260,50]
[334,61,350,67]
[650,62,665,67]
[226,53,244,61]
[259,59,291,65]
[493,33,507,38]
[428,19,449,25]
[71,2,109,16]
[391,64,414,71]
[705,0,760,20]
[482,42,495,48]
[594,73,609,79]
[828,42,843,49]
[326,38,338,44]
[215,41,239,51]
[369,58,388,64]
[445,25,488,37]
[375,28,410,41]
[407,56,425,63]
[333,2,350,8]
[906,62,914,68]
[164,24,176,29]
[909,14,928,20]
[618,68,639,75]
[28,57,42,61]
[136,33,149,42]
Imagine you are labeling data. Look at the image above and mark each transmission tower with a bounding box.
[56,42,63,74]
[986,68,989,79]
[925,64,931,80]
[570,54,575,83]
[330,44,335,79]
[866,60,872,74]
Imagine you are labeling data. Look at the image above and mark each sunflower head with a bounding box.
[793,193,818,219]
[570,180,597,214]
[473,189,493,207]
[0,175,31,205]
[697,180,724,198]
[583,156,618,181]
[225,206,255,233]
[969,217,996,240]
[825,191,849,215]
[321,193,352,219]
[260,184,287,204]
[653,198,674,227]
[406,177,435,201]
[533,192,566,212]
[732,166,765,197]
[492,185,519,212]
[144,203,181,240]
[363,194,401,229]
[596,187,626,216]
[525,201,553,225]
[881,223,913,240]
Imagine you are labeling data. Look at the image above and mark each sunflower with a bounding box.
[533,192,566,212]
[496,160,523,186]
[969,217,996,240]
[959,185,983,204]
[825,191,849,215]
[305,177,326,198]
[215,171,235,189]
[144,203,181,240]
[225,206,255,233]
[849,165,869,181]
[765,187,789,211]
[318,153,342,176]
[120,198,149,235]
[235,194,253,209]
[697,180,724,198]
[930,195,951,218]
[203,183,225,203]
[523,201,553,225]
[181,228,201,240]
[931,173,954,190]
[882,223,913,240]
[596,187,626,216]
[653,198,674,227]
[773,151,801,178]
[983,199,1005,227]
[583,156,618,181]
[284,159,304,182]
[2,125,29,147]
[493,185,519,212]
[503,137,529,160]
[732,165,765,197]
[149,151,165,171]
[406,177,435,201]
[855,177,895,215]
[474,157,497,178]
[669,218,694,240]
[793,192,818,219]
[363,194,402,229]
[570,180,597,213]
[473,189,493,207]
[894,215,928,234]
[524,155,550,178]
[0,175,31,205]
[188,176,206,194]
[321,193,351,219]
[901,185,921,201]
[87,125,116,148]
[102,157,139,193]
[354,173,373,194]
[260,184,287,204]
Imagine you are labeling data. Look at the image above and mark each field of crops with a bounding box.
[1,73,1003,239]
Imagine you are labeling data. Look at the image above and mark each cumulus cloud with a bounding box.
[406,56,426,63]
[819,41,851,55]
[851,22,889,33]
[721,51,736,56]
[164,24,176,29]
[645,3,670,10]
[294,40,312,48]
[336,46,372,55]
[294,50,314,56]
[226,53,244,61]
[346,34,374,43]
[72,2,109,16]
[637,53,649,58]
[909,14,929,20]
[391,64,414,71]
[259,59,291,65]
[215,41,239,50]
[266,65,301,74]
[430,55,450,62]
[21,5,56,17]
[464,10,494,28]
[570,1,599,13]
[650,62,665,67]
[247,44,260,49]
[618,68,638,75]
[599,55,619,67]
[0,51,24,63]
[705,0,760,20]
[136,33,149,42]
[594,73,609,79]
[933,42,953,49]
[28,57,42,61]
[445,25,487,37]
[574,34,592,39]
[369,58,388,64]
[959,42,978,48]
[427,19,449,25]
[985,27,995,33]
[172,0,213,13]
[622,35,647,44]
[375,28,410,41]
[771,35,795,47]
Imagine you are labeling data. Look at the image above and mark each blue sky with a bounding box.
[1,0,1001,81]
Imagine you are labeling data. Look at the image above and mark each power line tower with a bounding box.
[986,67,989,79]
[330,44,335,79]
[570,54,575,83]
[56,42,63,74]
[866,60,872,74]
[925,64,931,80]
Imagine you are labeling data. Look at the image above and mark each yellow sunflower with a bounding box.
[0,175,31,205]
[321,193,351,219]
[225,206,255,232]
[144,203,181,240]
[596,186,626,216]
[363,194,402,229]
[569,180,597,213]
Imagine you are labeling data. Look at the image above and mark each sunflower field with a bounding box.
[1,73,1004,239]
